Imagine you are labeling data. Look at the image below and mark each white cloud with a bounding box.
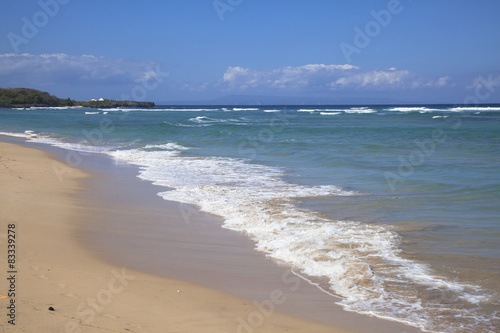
[413,76,452,88]
[0,53,158,87]
[436,76,451,87]
[219,64,451,92]
[221,64,359,90]
[331,69,411,89]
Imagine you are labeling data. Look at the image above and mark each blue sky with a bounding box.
[1,0,499,104]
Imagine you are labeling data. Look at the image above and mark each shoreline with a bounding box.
[0,138,422,332]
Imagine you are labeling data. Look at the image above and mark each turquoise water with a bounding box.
[1,105,499,332]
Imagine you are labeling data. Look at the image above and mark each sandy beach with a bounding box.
[0,140,422,332]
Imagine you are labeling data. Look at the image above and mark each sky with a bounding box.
[1,0,499,105]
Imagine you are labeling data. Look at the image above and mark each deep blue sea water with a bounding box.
[1,105,499,333]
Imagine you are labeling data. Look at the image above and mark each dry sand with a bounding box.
[0,141,357,332]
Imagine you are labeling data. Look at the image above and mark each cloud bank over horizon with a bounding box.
[0,53,497,104]
[218,64,451,92]
[0,53,159,88]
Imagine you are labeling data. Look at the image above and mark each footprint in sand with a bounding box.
[64,293,79,299]
[37,274,49,280]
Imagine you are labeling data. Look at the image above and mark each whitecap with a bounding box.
[449,106,500,112]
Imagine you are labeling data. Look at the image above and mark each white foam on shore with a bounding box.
[31,136,115,153]
[108,143,492,333]
[0,130,117,154]
[0,130,36,139]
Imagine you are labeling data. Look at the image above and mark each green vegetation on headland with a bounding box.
[0,88,154,108]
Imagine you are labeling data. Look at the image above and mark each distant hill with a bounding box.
[0,88,72,107]
[0,88,154,108]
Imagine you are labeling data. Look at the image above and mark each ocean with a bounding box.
[1,105,499,333]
